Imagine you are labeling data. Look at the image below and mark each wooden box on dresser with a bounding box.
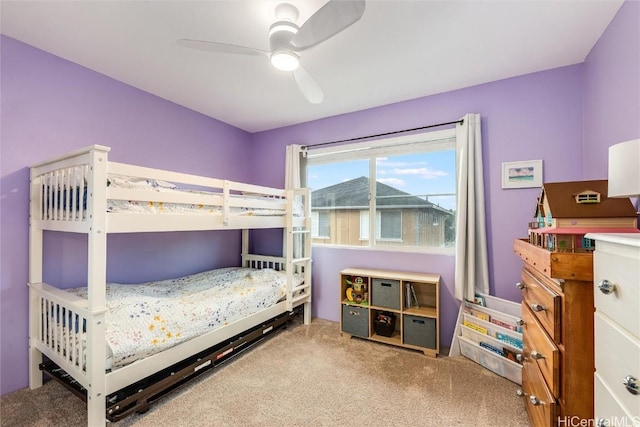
[339,268,440,357]
[513,238,595,427]
[586,233,640,427]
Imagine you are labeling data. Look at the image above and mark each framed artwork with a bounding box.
[501,160,543,189]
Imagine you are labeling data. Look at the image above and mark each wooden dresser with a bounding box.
[513,239,594,426]
[586,233,640,426]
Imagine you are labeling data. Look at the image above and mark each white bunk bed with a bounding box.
[28,145,312,426]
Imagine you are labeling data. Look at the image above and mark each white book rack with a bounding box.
[449,293,523,385]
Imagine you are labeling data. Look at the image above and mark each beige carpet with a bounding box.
[1,318,529,427]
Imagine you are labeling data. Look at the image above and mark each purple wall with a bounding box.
[251,66,585,350]
[249,1,639,352]
[2,0,638,396]
[0,36,252,394]
[582,0,640,178]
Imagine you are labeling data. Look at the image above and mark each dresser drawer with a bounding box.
[520,268,561,342]
[522,303,560,397]
[595,374,640,427]
[522,361,556,427]
[595,313,640,417]
[593,248,640,338]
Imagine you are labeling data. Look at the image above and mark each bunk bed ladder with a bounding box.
[239,187,312,324]
[285,188,312,324]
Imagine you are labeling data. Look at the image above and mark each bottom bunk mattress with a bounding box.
[64,267,301,369]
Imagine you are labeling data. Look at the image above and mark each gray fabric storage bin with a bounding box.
[341,305,369,337]
[371,278,400,310]
[403,315,436,349]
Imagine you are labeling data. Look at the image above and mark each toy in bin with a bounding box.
[374,312,396,337]
[345,276,368,304]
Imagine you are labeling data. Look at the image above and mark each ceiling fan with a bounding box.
[177,0,366,104]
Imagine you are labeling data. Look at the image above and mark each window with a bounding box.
[575,191,601,204]
[306,129,457,252]
[582,236,595,250]
[379,210,402,240]
[311,210,330,238]
[359,210,368,240]
[359,210,402,240]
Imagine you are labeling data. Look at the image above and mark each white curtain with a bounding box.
[285,144,305,189]
[454,114,490,301]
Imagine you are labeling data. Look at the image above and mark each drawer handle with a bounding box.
[531,303,546,312]
[623,375,639,395]
[380,282,393,287]
[516,389,524,397]
[412,319,425,325]
[529,395,543,406]
[516,282,525,290]
[597,279,616,295]
[516,319,525,327]
[530,350,545,360]
[516,354,524,363]
[349,310,361,316]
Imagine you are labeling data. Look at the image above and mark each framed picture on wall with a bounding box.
[501,160,543,189]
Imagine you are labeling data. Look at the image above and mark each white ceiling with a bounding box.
[1,0,624,133]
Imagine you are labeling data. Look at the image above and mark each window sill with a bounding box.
[311,243,455,256]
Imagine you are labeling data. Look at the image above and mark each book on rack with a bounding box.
[409,283,420,309]
[502,347,522,364]
[405,282,412,308]
[490,317,517,331]
[405,283,420,309]
[469,308,490,321]
[473,294,486,307]
[496,332,522,349]
[479,341,503,356]
[463,320,488,335]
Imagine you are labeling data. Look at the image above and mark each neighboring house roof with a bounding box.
[535,179,637,218]
[311,176,452,214]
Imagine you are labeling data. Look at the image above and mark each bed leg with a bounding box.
[87,312,107,426]
[28,344,43,389]
[303,302,311,325]
[87,389,107,427]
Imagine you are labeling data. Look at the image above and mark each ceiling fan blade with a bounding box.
[291,0,365,51]
[177,39,268,57]
[292,65,324,104]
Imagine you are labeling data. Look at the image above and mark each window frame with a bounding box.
[305,128,457,254]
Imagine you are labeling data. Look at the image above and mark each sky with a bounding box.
[307,149,457,210]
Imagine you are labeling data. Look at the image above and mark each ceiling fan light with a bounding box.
[271,50,299,71]
[269,21,298,37]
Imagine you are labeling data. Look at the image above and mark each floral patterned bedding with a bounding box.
[106,175,302,216]
[66,267,300,369]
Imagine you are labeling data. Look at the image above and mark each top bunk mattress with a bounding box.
[65,267,301,369]
[42,174,303,218]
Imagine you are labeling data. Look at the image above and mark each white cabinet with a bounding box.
[586,233,640,427]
